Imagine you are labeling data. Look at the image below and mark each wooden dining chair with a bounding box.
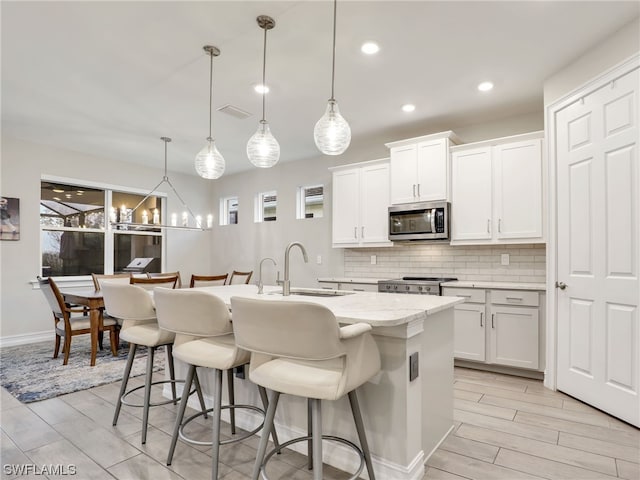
[38,276,119,365]
[228,270,253,285]
[148,271,182,289]
[91,273,131,291]
[130,275,179,290]
[189,274,228,288]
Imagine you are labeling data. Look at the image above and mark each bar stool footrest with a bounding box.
[260,435,365,480]
[120,379,192,408]
[179,404,266,447]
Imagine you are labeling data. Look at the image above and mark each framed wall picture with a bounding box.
[1,197,20,240]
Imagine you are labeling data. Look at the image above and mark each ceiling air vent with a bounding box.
[217,104,252,120]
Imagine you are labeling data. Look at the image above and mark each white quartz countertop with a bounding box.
[317,277,390,284]
[193,284,463,327]
[441,281,546,291]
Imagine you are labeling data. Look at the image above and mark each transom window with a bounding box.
[255,191,277,223]
[296,184,324,219]
[220,196,238,226]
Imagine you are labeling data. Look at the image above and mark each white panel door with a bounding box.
[451,148,492,241]
[494,139,543,240]
[453,304,486,362]
[417,139,448,201]
[389,144,417,204]
[332,168,360,246]
[556,67,639,426]
[360,162,391,244]
[490,306,539,369]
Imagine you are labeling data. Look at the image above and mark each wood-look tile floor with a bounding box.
[1,367,638,479]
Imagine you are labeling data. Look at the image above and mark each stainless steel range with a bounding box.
[378,276,457,295]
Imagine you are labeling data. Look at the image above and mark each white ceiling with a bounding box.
[2,1,638,176]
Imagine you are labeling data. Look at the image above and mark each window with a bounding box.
[255,191,277,222]
[220,196,238,225]
[40,180,164,277]
[296,185,324,219]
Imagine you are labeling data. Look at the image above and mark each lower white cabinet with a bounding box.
[318,280,378,292]
[443,287,542,371]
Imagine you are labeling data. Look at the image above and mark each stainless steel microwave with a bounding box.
[388,201,450,241]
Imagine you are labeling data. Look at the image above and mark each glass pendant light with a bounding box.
[247,15,280,168]
[314,0,351,156]
[195,45,225,179]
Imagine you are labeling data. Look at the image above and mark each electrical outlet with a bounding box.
[371,255,377,265]
[409,352,419,381]
[501,254,510,266]
[234,365,246,379]
[316,255,322,265]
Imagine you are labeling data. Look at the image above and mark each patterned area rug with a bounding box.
[0,336,165,403]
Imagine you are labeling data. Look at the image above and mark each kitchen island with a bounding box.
[168,284,463,480]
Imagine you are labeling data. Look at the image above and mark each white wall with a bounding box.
[544,16,640,106]
[209,112,544,288]
[0,136,211,341]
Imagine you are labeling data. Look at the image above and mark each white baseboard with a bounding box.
[0,330,51,348]
[164,384,426,480]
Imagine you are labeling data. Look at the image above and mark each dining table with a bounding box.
[59,287,117,366]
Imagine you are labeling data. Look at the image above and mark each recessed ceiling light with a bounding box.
[254,84,269,94]
[402,104,416,113]
[52,196,61,201]
[361,42,380,55]
[478,81,494,92]
[52,188,64,193]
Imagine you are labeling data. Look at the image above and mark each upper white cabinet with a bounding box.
[386,131,460,204]
[450,132,544,244]
[330,159,393,248]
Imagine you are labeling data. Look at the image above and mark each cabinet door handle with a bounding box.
[458,294,472,298]
[354,227,357,239]
[413,184,416,197]
[487,219,491,233]
[506,296,523,302]
[480,312,484,327]
[491,313,495,328]
[353,288,365,292]
[498,218,502,233]
[361,226,365,238]
[417,183,421,197]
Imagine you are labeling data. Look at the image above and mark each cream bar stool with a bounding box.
[101,282,207,444]
[154,288,280,479]
[231,297,381,480]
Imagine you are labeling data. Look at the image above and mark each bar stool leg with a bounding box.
[211,369,223,480]
[193,369,208,419]
[166,363,196,465]
[258,386,281,451]
[141,346,155,444]
[166,344,177,404]
[307,399,313,470]
[252,390,280,480]
[113,343,137,426]
[310,398,323,480]
[348,390,376,480]
[227,369,236,434]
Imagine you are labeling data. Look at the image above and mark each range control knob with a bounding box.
[405,285,410,291]
[393,285,398,290]
[418,286,423,291]
[386,285,391,290]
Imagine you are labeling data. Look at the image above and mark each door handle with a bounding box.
[491,313,495,328]
[555,281,567,290]
[480,312,484,327]
[498,218,502,233]
[430,209,436,233]
[487,219,491,233]
[361,226,364,238]
[354,226,357,239]
[417,183,421,197]
[413,184,416,197]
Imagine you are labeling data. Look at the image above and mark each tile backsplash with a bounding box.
[344,243,546,283]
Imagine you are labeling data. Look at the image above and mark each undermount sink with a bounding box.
[269,289,355,297]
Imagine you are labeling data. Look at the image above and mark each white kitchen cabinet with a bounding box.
[443,286,543,372]
[450,132,544,245]
[330,159,392,248]
[386,131,459,204]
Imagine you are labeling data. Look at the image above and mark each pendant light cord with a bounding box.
[163,137,168,178]
[330,0,337,101]
[208,52,213,141]
[261,26,267,122]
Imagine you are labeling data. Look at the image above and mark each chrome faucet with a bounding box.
[257,257,276,294]
[282,242,308,296]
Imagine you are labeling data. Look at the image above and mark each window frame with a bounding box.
[254,190,277,223]
[296,184,324,219]
[219,195,238,226]
[40,175,166,281]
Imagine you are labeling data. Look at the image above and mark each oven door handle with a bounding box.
[430,209,436,233]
